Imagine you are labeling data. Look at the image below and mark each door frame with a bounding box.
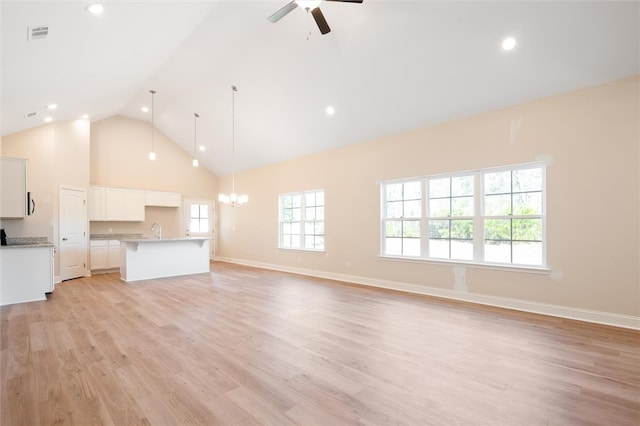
[59,185,88,281]
[182,198,216,259]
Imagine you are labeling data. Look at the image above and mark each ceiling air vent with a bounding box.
[24,111,38,119]
[27,26,49,41]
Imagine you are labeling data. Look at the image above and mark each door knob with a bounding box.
[62,237,68,241]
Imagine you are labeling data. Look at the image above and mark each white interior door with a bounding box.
[183,199,215,259]
[60,187,87,281]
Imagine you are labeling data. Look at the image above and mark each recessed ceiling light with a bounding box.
[141,106,149,113]
[199,145,206,152]
[85,4,104,15]
[47,103,58,110]
[81,114,89,119]
[502,37,517,51]
[44,116,53,123]
[326,106,335,116]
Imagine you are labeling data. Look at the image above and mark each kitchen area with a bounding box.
[88,186,212,282]
[0,146,218,306]
[1,157,55,306]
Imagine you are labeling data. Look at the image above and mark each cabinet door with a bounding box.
[88,186,106,221]
[145,190,181,207]
[108,240,121,268]
[0,158,27,218]
[90,241,108,270]
[105,188,144,221]
[163,192,182,207]
[125,190,145,221]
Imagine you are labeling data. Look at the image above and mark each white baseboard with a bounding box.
[215,257,640,330]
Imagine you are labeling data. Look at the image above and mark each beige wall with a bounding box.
[89,115,219,239]
[1,119,91,277]
[0,115,219,274]
[217,76,640,318]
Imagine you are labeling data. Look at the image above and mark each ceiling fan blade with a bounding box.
[325,0,364,3]
[268,1,299,23]
[311,7,331,35]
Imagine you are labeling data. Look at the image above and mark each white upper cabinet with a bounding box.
[105,188,145,221]
[88,186,106,221]
[89,186,145,221]
[144,190,181,207]
[0,157,27,219]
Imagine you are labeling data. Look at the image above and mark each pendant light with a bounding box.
[149,89,157,160]
[192,112,199,167]
[218,85,248,206]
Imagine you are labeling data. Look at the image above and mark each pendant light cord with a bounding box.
[150,90,156,153]
[231,85,237,196]
[194,112,199,156]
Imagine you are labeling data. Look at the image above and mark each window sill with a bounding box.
[278,247,326,254]
[378,255,551,275]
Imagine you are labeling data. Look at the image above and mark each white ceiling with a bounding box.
[2,1,639,177]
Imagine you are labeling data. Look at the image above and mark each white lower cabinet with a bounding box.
[90,240,120,271]
[108,240,121,268]
[0,246,54,306]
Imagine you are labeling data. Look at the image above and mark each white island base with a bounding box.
[120,238,210,282]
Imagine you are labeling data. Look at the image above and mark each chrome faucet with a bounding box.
[151,223,162,239]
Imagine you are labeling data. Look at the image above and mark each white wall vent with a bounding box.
[27,26,49,41]
[24,111,39,119]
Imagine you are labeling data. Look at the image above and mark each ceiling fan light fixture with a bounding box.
[85,3,104,16]
[268,0,362,35]
[297,0,321,10]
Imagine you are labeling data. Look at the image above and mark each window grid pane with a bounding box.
[189,204,209,233]
[279,190,325,251]
[427,176,474,260]
[383,180,421,257]
[382,164,544,267]
[482,167,543,265]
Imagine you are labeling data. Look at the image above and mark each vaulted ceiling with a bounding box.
[2,1,638,176]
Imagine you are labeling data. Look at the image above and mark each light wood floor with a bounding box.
[1,262,639,425]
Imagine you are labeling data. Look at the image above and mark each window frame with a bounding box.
[380,162,548,272]
[278,189,325,252]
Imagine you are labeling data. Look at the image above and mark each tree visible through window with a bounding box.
[383,181,421,256]
[483,168,543,265]
[381,163,546,268]
[428,175,474,260]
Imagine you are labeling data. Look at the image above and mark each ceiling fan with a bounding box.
[268,0,363,35]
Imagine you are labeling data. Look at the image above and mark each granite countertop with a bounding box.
[90,233,143,240]
[121,237,209,243]
[1,237,54,249]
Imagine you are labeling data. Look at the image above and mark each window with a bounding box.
[483,168,543,265]
[279,189,324,251]
[428,175,474,260]
[189,203,209,234]
[383,180,421,256]
[381,163,546,268]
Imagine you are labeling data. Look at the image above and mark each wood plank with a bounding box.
[0,261,638,425]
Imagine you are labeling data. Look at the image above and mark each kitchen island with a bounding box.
[120,237,210,282]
